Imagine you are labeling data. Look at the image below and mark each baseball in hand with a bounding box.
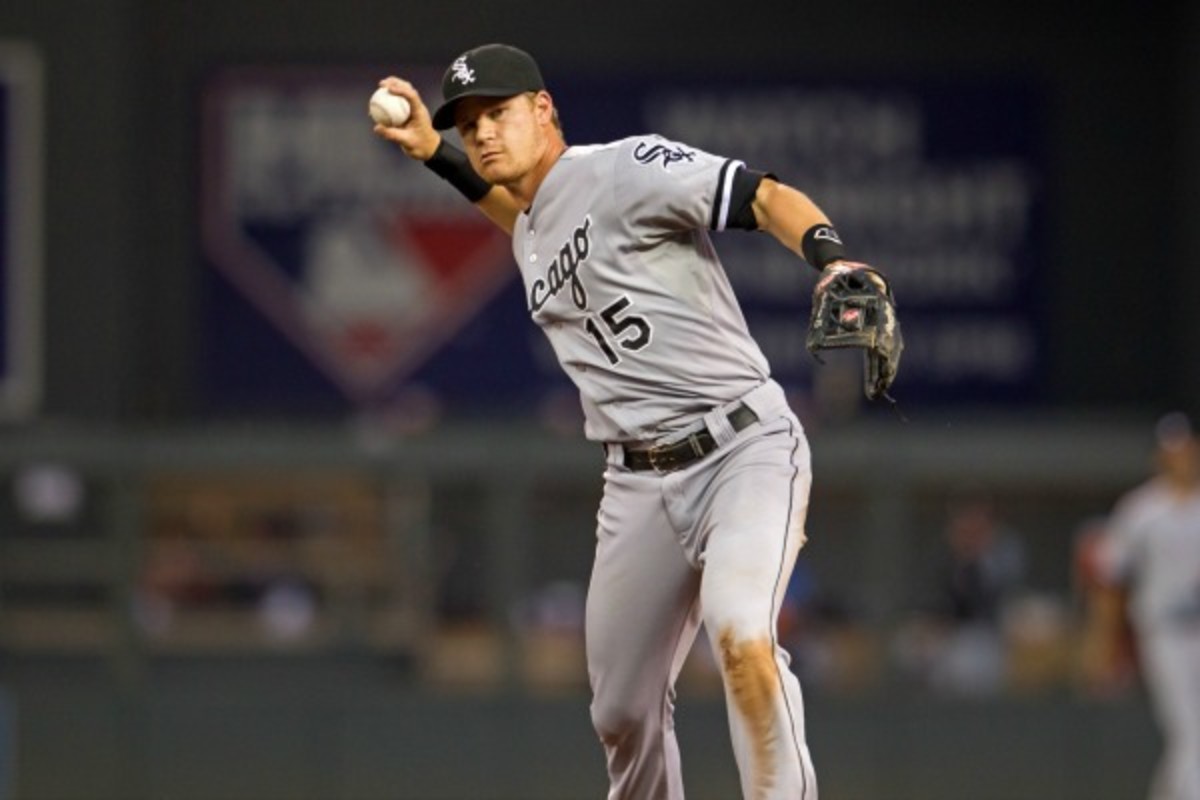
[369,88,411,127]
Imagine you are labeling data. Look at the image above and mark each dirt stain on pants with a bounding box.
[719,629,779,799]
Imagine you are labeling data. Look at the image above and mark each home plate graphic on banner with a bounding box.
[201,67,513,408]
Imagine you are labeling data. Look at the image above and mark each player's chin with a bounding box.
[477,158,513,184]
[477,166,504,184]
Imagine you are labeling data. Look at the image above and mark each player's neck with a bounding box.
[1162,468,1200,496]
[507,137,567,211]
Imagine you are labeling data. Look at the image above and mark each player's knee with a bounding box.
[715,627,780,714]
[705,612,775,653]
[590,698,653,746]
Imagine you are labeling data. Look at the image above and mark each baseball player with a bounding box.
[1095,412,1200,800]
[373,43,899,800]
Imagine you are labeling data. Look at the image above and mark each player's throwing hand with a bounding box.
[371,77,440,161]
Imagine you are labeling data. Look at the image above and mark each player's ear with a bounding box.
[532,90,555,125]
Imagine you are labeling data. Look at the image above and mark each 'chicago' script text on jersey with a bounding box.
[529,217,592,313]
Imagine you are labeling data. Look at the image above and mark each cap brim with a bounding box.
[431,88,527,130]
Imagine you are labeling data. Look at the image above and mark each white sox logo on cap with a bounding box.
[431,44,546,130]
[449,56,475,85]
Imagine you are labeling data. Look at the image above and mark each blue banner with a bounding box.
[200,67,1045,419]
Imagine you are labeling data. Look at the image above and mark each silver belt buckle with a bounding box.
[647,432,705,474]
[646,443,675,474]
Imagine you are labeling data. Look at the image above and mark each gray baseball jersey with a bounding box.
[512,135,771,443]
[1100,479,1200,799]
[1102,479,1200,629]
[512,133,818,799]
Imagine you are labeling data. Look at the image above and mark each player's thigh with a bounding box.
[586,468,700,680]
[699,421,812,634]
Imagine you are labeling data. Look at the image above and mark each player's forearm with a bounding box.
[753,179,836,264]
[421,140,519,235]
[475,186,520,235]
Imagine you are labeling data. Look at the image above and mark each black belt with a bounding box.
[621,403,759,473]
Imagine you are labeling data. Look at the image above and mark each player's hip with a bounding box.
[601,380,807,478]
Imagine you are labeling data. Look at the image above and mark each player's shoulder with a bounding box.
[563,134,717,162]
[561,136,687,159]
[559,135,706,171]
[1113,479,1175,528]
[561,141,624,160]
[602,135,727,186]
[555,141,624,176]
[617,134,708,162]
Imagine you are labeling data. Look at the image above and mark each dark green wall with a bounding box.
[1,655,1163,800]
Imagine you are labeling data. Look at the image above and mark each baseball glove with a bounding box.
[806,262,903,403]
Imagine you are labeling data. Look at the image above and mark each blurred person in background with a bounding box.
[1095,411,1200,800]
[936,490,1027,629]
[895,489,1027,695]
[1072,516,1138,699]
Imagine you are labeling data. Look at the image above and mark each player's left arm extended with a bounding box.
[750,178,840,268]
[752,176,905,403]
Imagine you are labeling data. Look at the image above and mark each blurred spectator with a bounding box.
[777,560,877,693]
[1071,516,1138,699]
[896,489,1027,695]
[1093,411,1200,800]
[134,524,215,635]
[135,510,321,642]
[936,491,1027,628]
[777,557,820,664]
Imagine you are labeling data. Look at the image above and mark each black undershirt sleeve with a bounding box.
[725,167,774,231]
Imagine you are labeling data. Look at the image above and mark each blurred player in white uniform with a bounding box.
[1098,412,1200,800]
[372,43,897,799]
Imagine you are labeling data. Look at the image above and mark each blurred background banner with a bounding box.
[199,67,1045,418]
[636,77,1047,407]
[200,66,515,414]
[0,42,42,421]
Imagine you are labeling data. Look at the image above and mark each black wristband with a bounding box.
[801,224,847,270]
[423,140,491,203]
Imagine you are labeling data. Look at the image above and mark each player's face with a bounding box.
[1158,437,1200,484]
[455,93,549,186]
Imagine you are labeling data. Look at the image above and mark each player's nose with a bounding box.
[472,122,495,144]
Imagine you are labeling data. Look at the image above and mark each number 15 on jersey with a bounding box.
[585,295,652,365]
